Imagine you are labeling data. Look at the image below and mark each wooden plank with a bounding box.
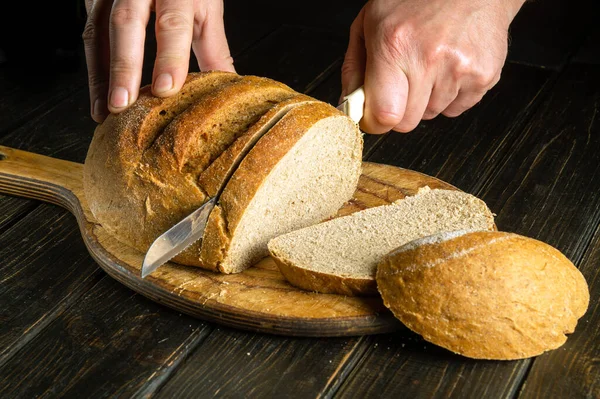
[496,63,600,399]
[334,63,600,398]
[506,0,594,69]
[0,274,212,398]
[154,330,368,398]
[0,195,36,235]
[0,205,102,367]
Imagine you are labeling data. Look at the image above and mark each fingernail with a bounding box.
[110,87,129,109]
[154,73,173,94]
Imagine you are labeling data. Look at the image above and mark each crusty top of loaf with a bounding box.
[196,94,316,198]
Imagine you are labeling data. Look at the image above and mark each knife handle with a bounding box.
[341,86,365,125]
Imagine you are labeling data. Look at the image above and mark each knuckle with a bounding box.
[451,56,474,81]
[88,73,108,92]
[81,20,97,43]
[155,53,187,66]
[380,22,413,59]
[111,55,138,74]
[423,43,448,68]
[478,70,499,88]
[156,11,191,32]
[111,6,141,27]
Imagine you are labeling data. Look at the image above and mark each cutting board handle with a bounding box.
[0,145,87,215]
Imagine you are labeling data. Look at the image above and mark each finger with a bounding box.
[153,0,194,97]
[392,73,433,133]
[361,55,408,134]
[442,89,487,118]
[83,0,114,122]
[192,1,235,72]
[108,0,152,113]
[340,7,366,103]
[422,78,459,121]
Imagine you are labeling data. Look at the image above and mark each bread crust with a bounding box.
[198,102,350,273]
[272,253,377,296]
[376,231,590,360]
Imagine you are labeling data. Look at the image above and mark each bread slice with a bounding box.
[172,95,318,265]
[268,187,496,296]
[84,72,298,255]
[376,230,589,360]
[197,102,364,273]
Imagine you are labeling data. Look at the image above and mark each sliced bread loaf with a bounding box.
[268,187,496,296]
[198,102,364,273]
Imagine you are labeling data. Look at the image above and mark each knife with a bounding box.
[140,86,366,278]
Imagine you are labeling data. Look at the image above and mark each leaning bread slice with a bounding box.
[197,102,364,273]
[268,187,495,296]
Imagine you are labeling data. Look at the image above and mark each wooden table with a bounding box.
[1,0,598,397]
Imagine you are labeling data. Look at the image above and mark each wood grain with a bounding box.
[0,205,102,367]
[0,275,212,398]
[0,145,462,337]
[155,329,368,398]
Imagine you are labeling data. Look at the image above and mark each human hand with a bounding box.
[83,0,235,123]
[341,0,525,134]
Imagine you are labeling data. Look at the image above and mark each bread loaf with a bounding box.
[376,230,590,360]
[83,71,363,273]
[268,187,495,295]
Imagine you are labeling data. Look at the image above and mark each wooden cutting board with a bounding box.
[0,145,458,337]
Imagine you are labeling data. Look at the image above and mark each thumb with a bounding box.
[361,43,408,134]
[340,7,366,103]
[192,1,235,72]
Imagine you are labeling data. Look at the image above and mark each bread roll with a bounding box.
[376,230,590,360]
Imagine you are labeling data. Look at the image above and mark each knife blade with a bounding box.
[140,86,365,278]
